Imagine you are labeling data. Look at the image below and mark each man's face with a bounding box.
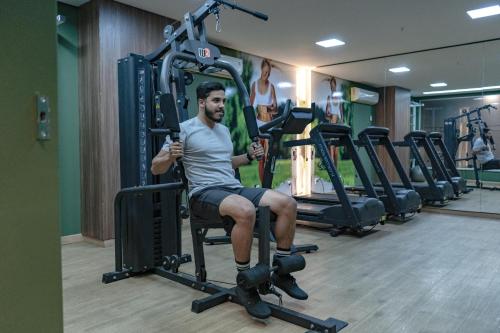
[201,90,226,123]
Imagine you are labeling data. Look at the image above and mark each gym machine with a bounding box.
[443,104,497,187]
[393,131,454,205]
[428,132,471,194]
[102,1,347,331]
[262,108,386,236]
[352,127,422,220]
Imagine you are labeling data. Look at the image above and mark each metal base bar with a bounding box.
[204,235,231,245]
[204,235,319,254]
[152,267,347,333]
[102,269,135,284]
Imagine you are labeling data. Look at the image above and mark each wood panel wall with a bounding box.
[375,86,411,182]
[79,0,175,241]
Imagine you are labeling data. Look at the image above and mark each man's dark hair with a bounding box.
[196,81,225,99]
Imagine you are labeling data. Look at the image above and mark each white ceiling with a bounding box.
[61,0,500,96]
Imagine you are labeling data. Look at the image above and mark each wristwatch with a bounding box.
[246,152,254,163]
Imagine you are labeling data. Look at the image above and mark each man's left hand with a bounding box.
[248,142,264,160]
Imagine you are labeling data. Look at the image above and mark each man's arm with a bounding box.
[151,141,183,175]
[232,153,252,169]
[231,142,265,169]
[151,150,175,175]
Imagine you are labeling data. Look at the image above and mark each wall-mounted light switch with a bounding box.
[36,94,50,141]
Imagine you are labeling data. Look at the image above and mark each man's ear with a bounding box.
[199,98,205,108]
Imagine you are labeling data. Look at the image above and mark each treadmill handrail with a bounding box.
[358,126,390,137]
[407,130,427,138]
[428,132,442,139]
[316,123,352,136]
[258,99,292,133]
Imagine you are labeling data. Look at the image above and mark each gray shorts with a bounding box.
[189,186,268,222]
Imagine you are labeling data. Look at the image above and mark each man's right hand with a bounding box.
[170,141,184,159]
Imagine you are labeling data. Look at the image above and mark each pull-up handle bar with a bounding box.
[217,0,268,21]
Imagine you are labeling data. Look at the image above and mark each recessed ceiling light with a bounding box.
[389,67,410,73]
[430,82,447,87]
[315,38,345,48]
[422,85,500,95]
[467,5,500,19]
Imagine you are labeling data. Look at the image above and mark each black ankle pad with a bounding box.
[236,263,270,290]
[273,254,306,275]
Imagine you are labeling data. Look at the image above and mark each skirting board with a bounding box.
[61,233,84,245]
[422,206,500,220]
[83,236,115,248]
[61,234,114,247]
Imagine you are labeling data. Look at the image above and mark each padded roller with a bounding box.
[273,255,306,275]
[243,105,259,140]
[236,263,269,289]
[161,93,180,133]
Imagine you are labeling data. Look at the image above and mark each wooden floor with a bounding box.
[62,212,500,333]
[442,188,500,215]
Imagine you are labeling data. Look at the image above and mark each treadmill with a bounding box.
[260,104,386,236]
[393,131,454,205]
[428,132,471,194]
[352,126,422,220]
[413,131,463,198]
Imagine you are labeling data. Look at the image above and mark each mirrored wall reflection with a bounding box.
[317,40,500,215]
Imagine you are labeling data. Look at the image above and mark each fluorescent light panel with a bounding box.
[316,38,345,48]
[422,85,500,95]
[430,82,447,87]
[467,5,500,19]
[277,82,293,88]
[389,66,410,73]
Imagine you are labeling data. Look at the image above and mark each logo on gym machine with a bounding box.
[198,47,211,58]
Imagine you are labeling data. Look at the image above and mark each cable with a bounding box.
[178,270,237,286]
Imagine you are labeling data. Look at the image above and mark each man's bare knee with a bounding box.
[234,204,256,229]
[275,196,297,217]
[220,195,256,229]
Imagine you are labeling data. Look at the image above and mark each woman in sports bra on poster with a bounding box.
[250,59,278,183]
[325,76,343,165]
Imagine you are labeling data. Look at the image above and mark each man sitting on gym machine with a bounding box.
[151,81,308,319]
[473,128,500,170]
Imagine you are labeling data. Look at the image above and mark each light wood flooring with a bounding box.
[441,188,500,215]
[62,212,500,333]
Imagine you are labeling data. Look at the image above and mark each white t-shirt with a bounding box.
[473,137,494,164]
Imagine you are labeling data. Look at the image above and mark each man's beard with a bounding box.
[205,106,224,123]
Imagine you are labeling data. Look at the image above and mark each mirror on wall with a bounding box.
[320,39,500,215]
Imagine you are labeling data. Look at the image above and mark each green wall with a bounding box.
[57,3,81,236]
[0,1,63,332]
